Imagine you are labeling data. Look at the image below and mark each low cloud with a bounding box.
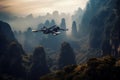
[0,0,88,16]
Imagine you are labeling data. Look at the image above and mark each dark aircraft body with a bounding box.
[32,25,68,35]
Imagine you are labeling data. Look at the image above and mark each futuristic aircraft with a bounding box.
[32,25,68,35]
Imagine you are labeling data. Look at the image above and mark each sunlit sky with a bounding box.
[0,0,88,16]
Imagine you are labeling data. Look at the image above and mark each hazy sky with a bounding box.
[0,0,88,16]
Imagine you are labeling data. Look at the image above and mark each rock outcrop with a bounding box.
[30,46,49,80]
[0,21,25,79]
[58,42,76,69]
[41,56,120,80]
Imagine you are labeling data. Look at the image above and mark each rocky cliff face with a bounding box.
[58,42,76,69]
[30,46,49,80]
[0,21,25,55]
[0,21,16,42]
[72,21,78,38]
[0,21,15,56]
[89,0,120,57]
[79,0,120,57]
[2,42,26,78]
[0,21,26,79]
[79,0,108,36]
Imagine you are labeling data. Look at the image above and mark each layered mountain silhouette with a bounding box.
[0,0,120,80]
[0,21,26,79]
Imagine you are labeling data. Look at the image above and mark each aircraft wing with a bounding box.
[48,25,56,30]
[60,28,68,31]
[32,30,42,32]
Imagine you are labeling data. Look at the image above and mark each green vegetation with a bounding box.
[40,56,120,80]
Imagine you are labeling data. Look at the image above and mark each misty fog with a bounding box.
[0,8,84,54]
